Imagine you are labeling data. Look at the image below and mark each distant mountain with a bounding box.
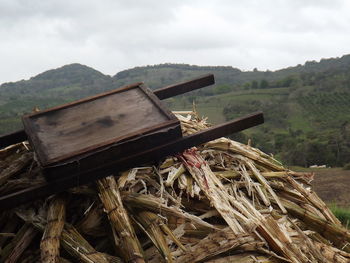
[2,54,350,100]
[0,63,114,98]
[112,54,350,89]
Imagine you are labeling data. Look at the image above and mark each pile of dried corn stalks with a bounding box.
[1,111,350,263]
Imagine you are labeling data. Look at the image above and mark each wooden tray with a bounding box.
[22,83,182,180]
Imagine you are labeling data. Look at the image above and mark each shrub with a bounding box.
[330,204,350,228]
[343,163,350,170]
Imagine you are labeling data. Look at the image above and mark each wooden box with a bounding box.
[22,83,182,181]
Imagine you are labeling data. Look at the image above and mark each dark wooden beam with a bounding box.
[153,74,215,100]
[0,129,27,148]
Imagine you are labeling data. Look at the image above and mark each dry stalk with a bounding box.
[180,149,249,234]
[123,192,216,230]
[134,211,174,262]
[97,176,145,263]
[0,176,45,195]
[203,253,281,263]
[284,176,340,225]
[40,195,66,263]
[276,197,350,252]
[181,149,313,263]
[0,152,33,185]
[205,138,285,171]
[0,212,20,249]
[174,228,264,263]
[16,209,120,263]
[0,223,37,263]
[0,143,26,159]
[61,224,113,263]
[76,204,106,237]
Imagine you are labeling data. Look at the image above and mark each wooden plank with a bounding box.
[0,130,27,149]
[43,123,182,181]
[22,84,181,167]
[153,74,215,100]
[0,111,264,210]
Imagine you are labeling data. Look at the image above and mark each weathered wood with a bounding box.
[0,130,27,149]
[153,74,214,100]
[0,111,264,210]
[23,83,181,168]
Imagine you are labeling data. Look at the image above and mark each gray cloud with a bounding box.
[1,0,350,84]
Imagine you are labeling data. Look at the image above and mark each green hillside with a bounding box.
[0,64,115,132]
[0,56,349,167]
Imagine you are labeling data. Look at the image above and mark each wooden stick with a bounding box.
[153,74,214,100]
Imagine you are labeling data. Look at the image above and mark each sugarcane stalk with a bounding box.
[275,197,350,252]
[242,157,287,214]
[181,149,311,263]
[285,176,341,225]
[76,205,106,237]
[61,224,113,263]
[202,253,281,263]
[97,176,145,263]
[122,192,217,230]
[0,176,45,196]
[158,224,186,252]
[313,241,350,263]
[15,209,120,263]
[180,149,248,234]
[134,211,173,262]
[59,258,72,263]
[205,138,285,171]
[0,223,37,263]
[0,143,26,159]
[0,212,20,249]
[165,165,185,187]
[40,196,66,263]
[0,152,33,186]
[174,228,264,263]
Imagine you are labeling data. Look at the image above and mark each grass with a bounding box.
[195,105,225,124]
[329,204,350,228]
[167,87,290,124]
[286,102,313,132]
[0,117,23,134]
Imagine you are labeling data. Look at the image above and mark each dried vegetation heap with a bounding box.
[0,111,350,263]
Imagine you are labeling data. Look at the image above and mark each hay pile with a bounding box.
[1,111,350,263]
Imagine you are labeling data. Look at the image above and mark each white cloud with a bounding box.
[1,0,350,84]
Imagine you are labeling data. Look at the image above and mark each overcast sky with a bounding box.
[1,0,350,84]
